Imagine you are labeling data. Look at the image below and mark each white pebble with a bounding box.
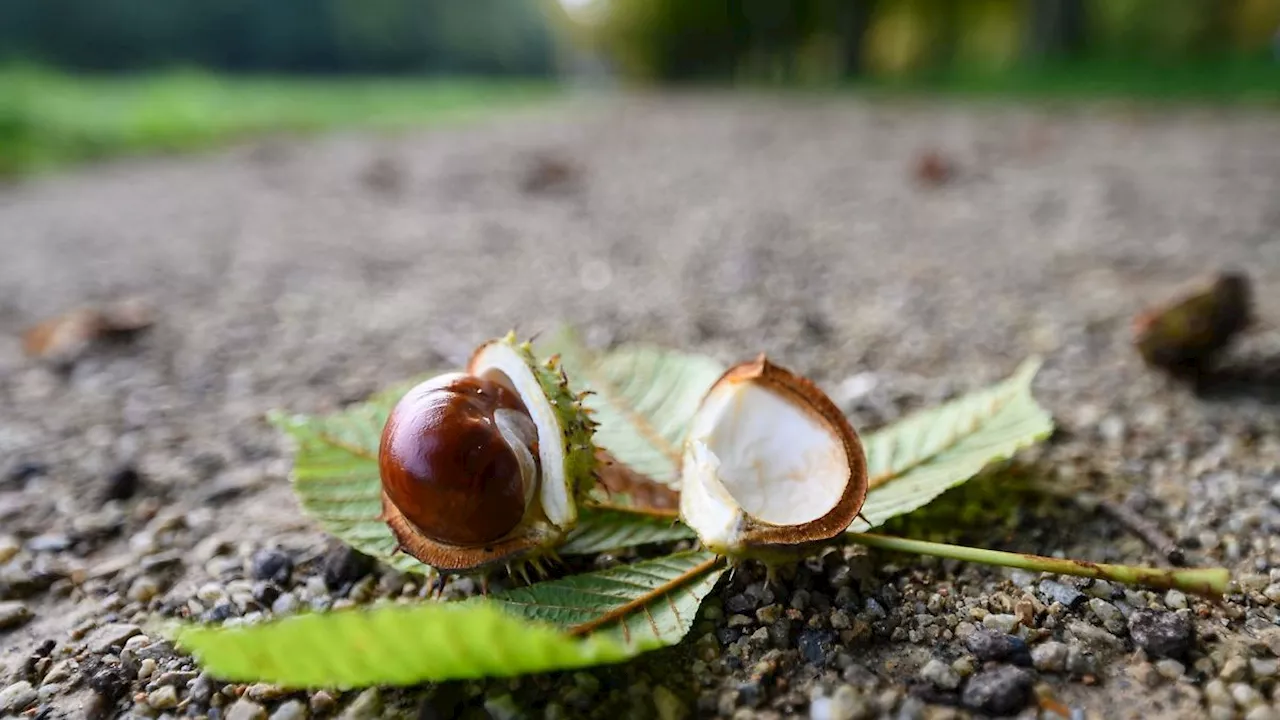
[1231,683,1264,709]
[1155,659,1185,680]
[982,613,1019,634]
[1245,706,1278,720]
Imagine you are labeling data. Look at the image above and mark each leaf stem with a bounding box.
[566,554,726,637]
[850,532,1229,598]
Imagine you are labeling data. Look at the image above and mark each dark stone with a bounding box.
[715,627,742,646]
[909,681,960,706]
[102,466,141,502]
[736,681,763,708]
[323,544,376,591]
[84,658,131,707]
[797,629,837,666]
[802,312,832,343]
[202,603,236,623]
[863,598,886,619]
[417,682,469,720]
[965,629,1032,666]
[21,639,57,683]
[1128,610,1193,659]
[725,593,759,615]
[187,673,215,705]
[1038,580,1087,610]
[961,665,1034,716]
[251,548,294,586]
[252,581,280,608]
[5,461,47,486]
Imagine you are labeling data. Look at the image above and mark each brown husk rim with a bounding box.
[381,490,557,572]
[694,354,868,548]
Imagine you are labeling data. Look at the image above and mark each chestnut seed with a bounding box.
[379,372,539,547]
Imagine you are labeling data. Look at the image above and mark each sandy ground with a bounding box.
[2,93,1280,719]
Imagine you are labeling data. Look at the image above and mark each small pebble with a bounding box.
[961,666,1033,715]
[1084,580,1114,599]
[965,629,1032,666]
[1164,589,1188,610]
[1014,596,1036,628]
[27,534,71,552]
[755,604,781,625]
[1205,679,1232,706]
[809,685,869,720]
[324,545,377,591]
[128,576,160,603]
[1068,620,1124,654]
[982,613,1019,634]
[85,623,142,653]
[1032,641,1068,672]
[1220,656,1250,682]
[227,698,268,720]
[147,685,179,710]
[247,683,289,702]
[0,600,32,629]
[920,658,961,690]
[1155,659,1185,680]
[137,658,157,680]
[43,659,75,686]
[102,465,141,501]
[272,592,300,615]
[1038,580,1086,610]
[0,536,19,563]
[37,682,63,703]
[310,690,337,715]
[188,673,215,704]
[1088,598,1126,634]
[1251,658,1279,677]
[1066,645,1097,675]
[1246,707,1279,720]
[1231,683,1263,709]
[270,700,308,720]
[251,547,294,586]
[0,681,37,714]
[726,594,759,614]
[339,687,382,719]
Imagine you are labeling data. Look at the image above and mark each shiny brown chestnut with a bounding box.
[379,372,540,547]
[377,334,599,573]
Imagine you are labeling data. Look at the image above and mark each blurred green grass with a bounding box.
[858,57,1280,102]
[0,66,557,178]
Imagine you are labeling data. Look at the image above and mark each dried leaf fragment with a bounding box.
[912,150,955,187]
[521,152,581,195]
[21,298,153,364]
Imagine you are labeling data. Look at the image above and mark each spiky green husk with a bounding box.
[505,332,602,520]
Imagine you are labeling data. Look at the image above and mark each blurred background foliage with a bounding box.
[2,0,1279,178]
[0,0,559,75]
[562,0,1280,87]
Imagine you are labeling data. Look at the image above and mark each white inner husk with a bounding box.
[471,343,572,529]
[682,380,848,529]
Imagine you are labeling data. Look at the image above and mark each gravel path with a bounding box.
[2,94,1279,719]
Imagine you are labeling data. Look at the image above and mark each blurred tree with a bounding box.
[0,0,557,76]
